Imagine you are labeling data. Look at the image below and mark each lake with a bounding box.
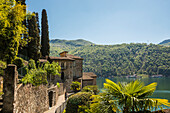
[96,77,170,109]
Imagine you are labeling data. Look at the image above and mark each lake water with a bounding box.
[96,77,170,109]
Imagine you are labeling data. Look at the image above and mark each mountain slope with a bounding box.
[50,39,170,77]
[50,39,94,46]
[50,39,95,56]
[159,39,170,46]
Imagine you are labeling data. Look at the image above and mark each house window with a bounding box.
[73,61,76,66]
[61,62,64,69]
[70,62,72,68]
[61,72,64,80]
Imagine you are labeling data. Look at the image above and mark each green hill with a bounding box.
[50,39,170,77]
[50,39,94,56]
[159,39,170,46]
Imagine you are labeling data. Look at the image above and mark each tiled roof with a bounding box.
[67,54,83,60]
[78,74,94,80]
[78,72,97,80]
[83,72,97,77]
[49,56,75,61]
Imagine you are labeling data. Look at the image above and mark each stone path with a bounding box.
[44,94,65,113]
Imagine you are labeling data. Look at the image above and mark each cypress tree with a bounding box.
[27,13,41,61]
[41,9,50,57]
[35,13,40,35]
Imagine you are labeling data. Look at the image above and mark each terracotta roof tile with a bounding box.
[78,74,93,80]
[78,72,97,80]
[49,56,75,61]
[83,72,97,77]
[67,54,83,60]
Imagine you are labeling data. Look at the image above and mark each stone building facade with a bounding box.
[59,51,83,79]
[78,72,97,88]
[47,51,83,92]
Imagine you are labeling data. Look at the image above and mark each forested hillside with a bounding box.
[50,39,94,56]
[159,39,170,46]
[50,39,170,77]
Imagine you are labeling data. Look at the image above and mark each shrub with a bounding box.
[43,61,61,76]
[56,82,60,88]
[81,85,99,95]
[13,57,24,69]
[70,81,81,93]
[21,68,47,86]
[28,59,36,70]
[66,92,91,113]
[0,60,6,76]
[18,66,29,76]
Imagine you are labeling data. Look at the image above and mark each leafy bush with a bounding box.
[28,59,36,69]
[43,61,61,76]
[21,61,61,86]
[56,82,60,88]
[18,66,29,76]
[66,92,91,113]
[70,81,81,93]
[0,60,6,76]
[81,85,99,95]
[21,68,47,86]
[13,57,24,69]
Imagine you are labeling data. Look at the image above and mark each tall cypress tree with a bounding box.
[27,13,41,61]
[41,9,50,57]
[35,13,40,35]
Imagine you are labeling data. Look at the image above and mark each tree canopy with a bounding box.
[0,0,30,63]
[50,42,170,77]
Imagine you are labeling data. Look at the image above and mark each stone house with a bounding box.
[39,51,83,92]
[46,51,98,91]
[78,72,97,88]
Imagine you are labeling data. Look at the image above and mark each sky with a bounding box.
[26,0,170,45]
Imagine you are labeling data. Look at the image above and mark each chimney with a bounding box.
[59,51,68,57]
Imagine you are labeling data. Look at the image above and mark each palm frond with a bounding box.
[138,82,157,98]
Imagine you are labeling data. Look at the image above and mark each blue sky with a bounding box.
[26,0,170,44]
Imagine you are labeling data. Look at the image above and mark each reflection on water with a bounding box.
[97,77,170,109]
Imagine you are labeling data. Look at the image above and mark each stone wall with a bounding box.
[3,64,67,113]
[14,84,49,113]
[74,60,83,79]
[82,80,93,87]
[3,64,17,113]
[58,83,65,95]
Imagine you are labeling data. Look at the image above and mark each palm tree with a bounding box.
[89,93,119,113]
[103,79,170,113]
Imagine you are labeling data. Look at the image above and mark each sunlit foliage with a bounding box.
[0,0,31,63]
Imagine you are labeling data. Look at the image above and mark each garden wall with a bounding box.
[14,84,49,113]
[3,64,66,113]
